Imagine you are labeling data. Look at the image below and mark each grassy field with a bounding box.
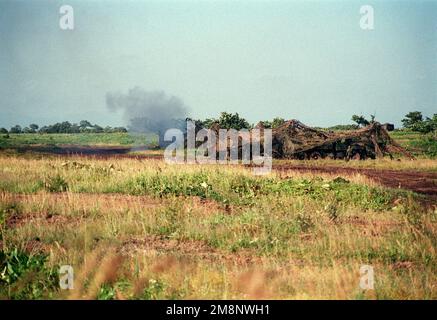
[1,130,435,158]
[0,132,157,149]
[0,154,436,299]
[390,131,437,158]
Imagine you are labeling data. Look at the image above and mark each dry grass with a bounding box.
[274,158,437,172]
[0,154,436,299]
[276,170,381,188]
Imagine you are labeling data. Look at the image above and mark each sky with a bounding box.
[0,0,436,128]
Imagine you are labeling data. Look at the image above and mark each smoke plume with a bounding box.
[106,87,189,146]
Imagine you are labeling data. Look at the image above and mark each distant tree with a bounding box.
[328,124,359,131]
[351,115,370,127]
[258,118,285,129]
[271,117,285,129]
[402,111,424,130]
[201,118,218,129]
[400,111,437,133]
[431,114,437,128]
[259,121,272,129]
[5,121,142,135]
[79,120,93,129]
[92,124,104,133]
[114,127,127,133]
[0,128,8,134]
[61,121,73,133]
[415,114,437,134]
[9,125,22,134]
[103,126,127,133]
[29,124,39,132]
[217,112,250,130]
[70,124,81,133]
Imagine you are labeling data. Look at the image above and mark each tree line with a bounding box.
[1,111,436,135]
[189,112,286,130]
[350,111,437,133]
[0,120,127,134]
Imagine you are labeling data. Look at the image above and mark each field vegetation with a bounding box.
[0,155,436,299]
[0,112,436,299]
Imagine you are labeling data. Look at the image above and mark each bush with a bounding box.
[0,249,58,299]
[44,175,69,192]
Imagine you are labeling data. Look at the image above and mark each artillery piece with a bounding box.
[271,120,413,160]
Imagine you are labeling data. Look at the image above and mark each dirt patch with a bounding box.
[12,145,163,160]
[274,163,437,202]
[5,211,79,229]
[3,192,223,220]
[339,216,404,237]
[120,235,262,265]
[121,235,214,256]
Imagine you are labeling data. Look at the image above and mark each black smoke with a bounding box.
[106,87,189,146]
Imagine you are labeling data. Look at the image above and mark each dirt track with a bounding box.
[273,164,437,198]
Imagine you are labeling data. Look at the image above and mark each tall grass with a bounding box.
[0,155,436,299]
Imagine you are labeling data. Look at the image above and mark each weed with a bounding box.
[0,249,58,299]
[44,175,68,192]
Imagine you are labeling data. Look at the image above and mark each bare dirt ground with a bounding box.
[13,145,163,159]
[16,145,132,155]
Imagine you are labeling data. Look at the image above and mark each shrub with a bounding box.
[44,175,69,192]
[0,249,58,299]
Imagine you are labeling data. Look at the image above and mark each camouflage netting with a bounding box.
[271,120,414,160]
[185,119,413,160]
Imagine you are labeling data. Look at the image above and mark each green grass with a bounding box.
[0,154,435,299]
[390,130,437,158]
[0,132,157,149]
[0,159,414,211]
[0,249,58,299]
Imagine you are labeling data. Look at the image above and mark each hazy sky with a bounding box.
[0,0,436,128]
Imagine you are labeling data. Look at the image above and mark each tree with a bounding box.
[328,124,359,131]
[430,114,437,131]
[92,124,104,133]
[260,121,272,129]
[9,125,22,134]
[415,114,437,134]
[0,128,8,134]
[79,120,93,129]
[271,117,285,129]
[259,118,285,129]
[29,124,39,132]
[401,111,423,130]
[201,118,218,129]
[351,115,370,127]
[114,127,127,133]
[217,112,250,130]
